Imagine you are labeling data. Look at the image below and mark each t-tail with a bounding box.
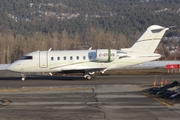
[122,25,169,53]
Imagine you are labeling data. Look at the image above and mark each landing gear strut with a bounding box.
[21,73,26,81]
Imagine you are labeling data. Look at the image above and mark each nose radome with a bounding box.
[6,64,18,72]
[6,64,13,71]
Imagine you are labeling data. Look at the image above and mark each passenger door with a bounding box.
[39,51,48,68]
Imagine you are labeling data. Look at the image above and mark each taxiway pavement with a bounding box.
[0,70,180,120]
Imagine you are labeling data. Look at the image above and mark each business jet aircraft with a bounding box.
[6,25,169,81]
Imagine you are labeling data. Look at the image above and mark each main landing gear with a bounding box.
[84,71,95,80]
[84,74,92,80]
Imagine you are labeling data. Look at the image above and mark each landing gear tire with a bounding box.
[85,75,92,80]
[22,77,25,81]
[21,73,26,81]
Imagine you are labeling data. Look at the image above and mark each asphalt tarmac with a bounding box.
[0,70,180,120]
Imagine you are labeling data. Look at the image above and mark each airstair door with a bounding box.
[39,51,48,68]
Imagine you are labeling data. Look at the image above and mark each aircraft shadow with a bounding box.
[0,75,87,81]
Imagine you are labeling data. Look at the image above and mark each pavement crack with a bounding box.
[102,111,108,120]
[92,88,98,102]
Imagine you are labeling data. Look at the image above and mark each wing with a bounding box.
[59,68,106,74]
[49,62,106,74]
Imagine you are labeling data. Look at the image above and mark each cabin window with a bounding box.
[64,56,66,60]
[76,56,79,60]
[20,56,33,60]
[51,57,54,61]
[57,57,60,60]
[70,56,73,60]
[83,56,86,60]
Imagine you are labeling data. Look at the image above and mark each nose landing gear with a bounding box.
[21,73,26,81]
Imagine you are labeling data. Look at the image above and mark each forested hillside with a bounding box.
[0,0,180,63]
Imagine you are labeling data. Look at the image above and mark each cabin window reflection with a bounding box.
[20,56,33,60]
[83,56,86,60]
[76,56,79,60]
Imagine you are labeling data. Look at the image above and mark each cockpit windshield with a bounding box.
[19,56,33,60]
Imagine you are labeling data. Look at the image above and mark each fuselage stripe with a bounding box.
[108,49,111,62]
[136,38,161,43]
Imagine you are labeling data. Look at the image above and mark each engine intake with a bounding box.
[96,49,117,62]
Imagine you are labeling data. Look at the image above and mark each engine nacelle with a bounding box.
[96,49,117,62]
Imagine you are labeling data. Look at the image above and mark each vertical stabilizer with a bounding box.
[129,25,169,53]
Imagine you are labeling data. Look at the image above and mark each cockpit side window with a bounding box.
[20,56,33,60]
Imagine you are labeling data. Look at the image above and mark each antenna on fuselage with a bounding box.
[48,48,52,51]
[89,47,92,50]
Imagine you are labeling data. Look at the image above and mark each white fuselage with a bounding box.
[6,49,161,73]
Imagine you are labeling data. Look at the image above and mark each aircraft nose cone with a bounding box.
[6,64,18,72]
[6,64,13,71]
[6,62,23,72]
